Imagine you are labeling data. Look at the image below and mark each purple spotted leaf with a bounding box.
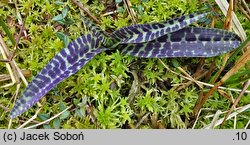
[118,27,241,57]
[9,34,108,118]
[111,12,210,44]
[10,12,242,118]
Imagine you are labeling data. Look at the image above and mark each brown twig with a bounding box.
[221,80,250,127]
[204,60,216,82]
[0,103,10,112]
[8,15,27,61]
[241,0,250,14]
[239,4,250,20]
[223,0,233,30]
[210,53,229,84]
[123,0,137,24]
[0,69,31,82]
[203,104,250,129]
[0,35,17,87]
[193,47,250,116]
[158,59,250,93]
[135,112,150,128]
[175,69,208,91]
[70,0,101,24]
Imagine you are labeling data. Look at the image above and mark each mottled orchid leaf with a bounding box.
[118,27,241,57]
[10,11,242,118]
[81,16,108,37]
[9,34,108,118]
[111,12,210,44]
[81,16,118,47]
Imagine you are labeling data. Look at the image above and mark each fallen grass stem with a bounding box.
[23,105,72,129]
[158,59,250,93]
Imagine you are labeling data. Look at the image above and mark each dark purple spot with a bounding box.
[198,35,211,41]
[33,79,45,88]
[69,42,77,55]
[67,55,78,64]
[162,42,171,50]
[54,55,66,71]
[152,44,160,55]
[45,64,52,70]
[125,27,134,35]
[135,33,143,42]
[189,14,194,18]
[141,26,149,32]
[51,60,60,68]
[60,49,67,57]
[23,91,32,98]
[145,43,153,52]
[29,84,39,92]
[157,23,165,28]
[144,24,152,29]
[132,27,140,34]
[20,99,26,104]
[118,28,125,35]
[131,45,141,55]
[213,36,221,41]
[37,74,51,84]
[223,37,230,41]
[48,70,57,78]
[120,45,134,54]
[116,32,126,39]
[65,70,71,75]
[76,60,85,67]
[170,35,182,42]
[15,102,20,106]
[178,16,185,22]
[86,53,94,59]
[145,31,152,41]
[160,29,164,36]
[41,68,48,75]
[180,21,187,27]
[81,35,87,44]
[150,33,155,40]
[165,27,171,33]
[168,19,174,25]
[193,28,201,34]
[98,35,104,42]
[87,34,92,42]
[60,61,66,71]
[183,28,192,33]
[76,37,82,45]
[155,31,160,38]
[166,51,174,57]
[173,51,184,56]
[157,35,168,42]
[91,39,95,48]
[185,52,194,57]
[185,33,196,41]
[152,24,158,29]
[154,42,161,49]
[158,43,169,56]
[172,25,179,31]
[54,55,64,63]
[79,46,89,57]
[53,67,62,75]
[138,51,146,57]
